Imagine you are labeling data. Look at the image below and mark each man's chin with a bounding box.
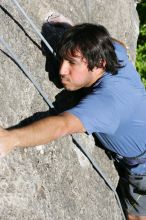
[62,82,82,91]
[64,85,78,91]
[65,87,76,91]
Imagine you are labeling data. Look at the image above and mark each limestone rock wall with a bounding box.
[0,1,139,219]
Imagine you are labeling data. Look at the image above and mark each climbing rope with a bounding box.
[11,0,55,56]
[0,1,126,219]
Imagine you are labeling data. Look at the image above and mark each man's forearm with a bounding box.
[11,115,68,148]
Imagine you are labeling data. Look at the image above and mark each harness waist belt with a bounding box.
[123,151,146,166]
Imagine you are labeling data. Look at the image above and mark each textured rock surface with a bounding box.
[0,0,139,219]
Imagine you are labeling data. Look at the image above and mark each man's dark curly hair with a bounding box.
[58,23,124,75]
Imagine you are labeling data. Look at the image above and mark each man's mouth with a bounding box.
[61,77,69,84]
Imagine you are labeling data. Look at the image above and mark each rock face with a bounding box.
[0,1,139,220]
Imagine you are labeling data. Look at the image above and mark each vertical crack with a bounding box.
[84,0,90,22]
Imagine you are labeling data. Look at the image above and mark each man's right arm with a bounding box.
[0,112,86,158]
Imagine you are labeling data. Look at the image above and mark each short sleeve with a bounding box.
[66,89,120,135]
[113,42,128,61]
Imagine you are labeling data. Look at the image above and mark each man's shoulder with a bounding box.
[113,41,128,62]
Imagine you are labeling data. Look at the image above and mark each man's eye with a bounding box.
[68,60,75,65]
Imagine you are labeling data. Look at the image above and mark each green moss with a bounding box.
[136,1,146,87]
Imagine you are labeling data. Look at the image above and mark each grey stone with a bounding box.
[0,0,139,219]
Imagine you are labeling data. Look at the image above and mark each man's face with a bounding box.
[59,52,96,91]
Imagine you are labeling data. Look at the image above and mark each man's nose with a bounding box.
[60,60,70,76]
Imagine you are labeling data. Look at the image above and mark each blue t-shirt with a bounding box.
[67,42,146,157]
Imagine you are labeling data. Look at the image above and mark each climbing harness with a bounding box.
[0,1,126,219]
[116,151,146,193]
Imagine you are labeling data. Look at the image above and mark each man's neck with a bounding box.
[87,68,105,87]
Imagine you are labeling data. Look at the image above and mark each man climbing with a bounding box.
[0,14,146,220]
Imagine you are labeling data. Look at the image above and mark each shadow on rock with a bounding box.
[41,21,72,89]
[7,109,54,130]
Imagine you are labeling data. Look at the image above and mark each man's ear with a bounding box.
[94,59,106,71]
[98,59,106,68]
[92,65,105,78]
[102,60,106,68]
